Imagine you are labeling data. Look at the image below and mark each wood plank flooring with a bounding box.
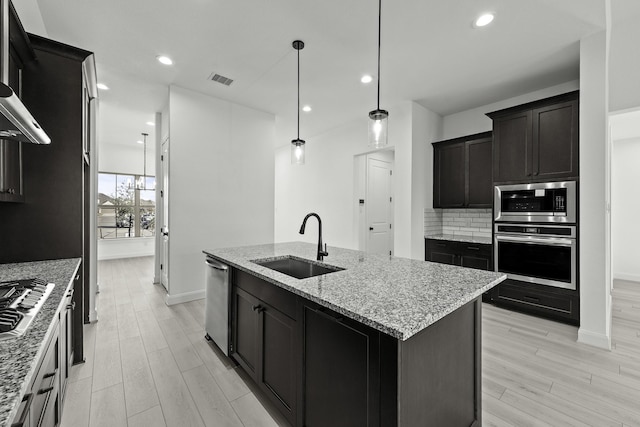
[61,257,640,426]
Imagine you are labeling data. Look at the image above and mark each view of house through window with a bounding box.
[97,172,156,238]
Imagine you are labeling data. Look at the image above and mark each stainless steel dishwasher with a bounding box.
[204,255,230,356]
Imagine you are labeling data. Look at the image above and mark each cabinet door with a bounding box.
[460,244,492,271]
[231,287,260,379]
[303,304,380,427]
[433,142,465,208]
[493,111,532,183]
[425,240,458,266]
[533,100,578,180]
[466,137,492,207]
[0,141,23,202]
[260,302,297,425]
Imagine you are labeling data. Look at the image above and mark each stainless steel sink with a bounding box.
[252,256,344,279]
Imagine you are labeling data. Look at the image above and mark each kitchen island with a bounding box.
[204,242,506,427]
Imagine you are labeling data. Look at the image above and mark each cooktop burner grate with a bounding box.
[0,278,55,341]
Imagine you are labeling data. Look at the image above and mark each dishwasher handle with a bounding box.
[205,258,229,271]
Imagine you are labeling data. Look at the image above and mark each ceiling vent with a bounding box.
[208,73,234,86]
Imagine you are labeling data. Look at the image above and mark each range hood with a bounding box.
[0,0,50,145]
[0,82,50,144]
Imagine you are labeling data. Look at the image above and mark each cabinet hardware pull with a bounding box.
[436,243,446,247]
[252,305,264,313]
[67,301,76,310]
[522,296,540,303]
[11,393,33,427]
[75,274,80,281]
[37,386,54,395]
[42,371,56,379]
[467,246,480,251]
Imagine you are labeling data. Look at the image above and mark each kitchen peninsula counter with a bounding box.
[0,258,81,427]
[204,241,504,340]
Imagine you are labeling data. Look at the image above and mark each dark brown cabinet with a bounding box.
[489,279,579,325]
[488,91,579,184]
[0,3,35,203]
[303,302,382,427]
[231,270,299,426]
[433,131,492,208]
[425,238,492,271]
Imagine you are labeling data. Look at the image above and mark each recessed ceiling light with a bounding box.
[474,13,495,28]
[157,55,173,65]
[136,140,144,144]
[302,105,312,112]
[146,121,155,126]
[97,83,109,90]
[361,75,373,84]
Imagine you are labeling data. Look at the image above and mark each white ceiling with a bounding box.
[17,0,612,148]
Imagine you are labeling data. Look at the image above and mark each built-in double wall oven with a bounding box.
[494,181,577,291]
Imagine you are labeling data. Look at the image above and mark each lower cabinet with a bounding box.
[489,279,580,325]
[302,302,383,427]
[12,321,60,427]
[425,239,492,271]
[231,270,299,426]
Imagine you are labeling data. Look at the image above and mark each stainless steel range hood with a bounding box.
[0,0,50,145]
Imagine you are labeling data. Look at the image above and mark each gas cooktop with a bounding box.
[0,278,55,341]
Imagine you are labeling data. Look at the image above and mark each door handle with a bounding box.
[369,227,374,231]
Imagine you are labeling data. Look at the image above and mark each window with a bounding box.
[97,172,156,239]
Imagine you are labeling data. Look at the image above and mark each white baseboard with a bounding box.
[89,308,98,323]
[613,273,640,283]
[165,289,205,306]
[98,252,155,261]
[577,328,611,350]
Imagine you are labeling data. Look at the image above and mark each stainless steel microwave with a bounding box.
[494,181,577,224]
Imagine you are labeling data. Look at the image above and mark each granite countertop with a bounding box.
[204,242,505,341]
[0,258,81,427]
[426,234,493,245]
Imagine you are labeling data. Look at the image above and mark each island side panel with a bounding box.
[398,297,481,426]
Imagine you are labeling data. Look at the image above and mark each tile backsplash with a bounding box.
[424,208,492,239]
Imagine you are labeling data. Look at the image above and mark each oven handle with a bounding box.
[495,234,574,247]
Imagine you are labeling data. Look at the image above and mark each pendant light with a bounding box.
[368,0,388,148]
[291,40,306,165]
[136,132,149,190]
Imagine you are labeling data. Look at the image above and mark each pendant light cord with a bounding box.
[297,47,300,140]
[376,0,382,110]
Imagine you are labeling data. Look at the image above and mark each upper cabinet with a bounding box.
[432,131,492,209]
[0,2,36,203]
[488,91,579,184]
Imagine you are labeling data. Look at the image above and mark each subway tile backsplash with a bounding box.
[424,208,492,239]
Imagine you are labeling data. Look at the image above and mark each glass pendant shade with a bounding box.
[291,139,306,165]
[368,109,389,148]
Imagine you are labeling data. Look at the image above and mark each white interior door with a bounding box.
[160,137,169,290]
[366,156,393,255]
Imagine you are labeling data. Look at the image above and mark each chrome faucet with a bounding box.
[299,212,328,261]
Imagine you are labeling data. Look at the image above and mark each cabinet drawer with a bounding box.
[490,280,579,324]
[234,269,297,320]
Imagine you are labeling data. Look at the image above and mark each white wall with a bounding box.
[274,102,441,260]
[442,80,580,140]
[609,14,640,112]
[168,85,275,304]
[612,137,640,281]
[99,143,156,176]
[578,29,610,349]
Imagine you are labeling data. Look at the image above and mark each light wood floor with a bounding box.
[61,257,640,427]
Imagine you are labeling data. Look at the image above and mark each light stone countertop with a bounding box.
[204,242,505,341]
[0,258,81,427]
[426,234,493,245]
